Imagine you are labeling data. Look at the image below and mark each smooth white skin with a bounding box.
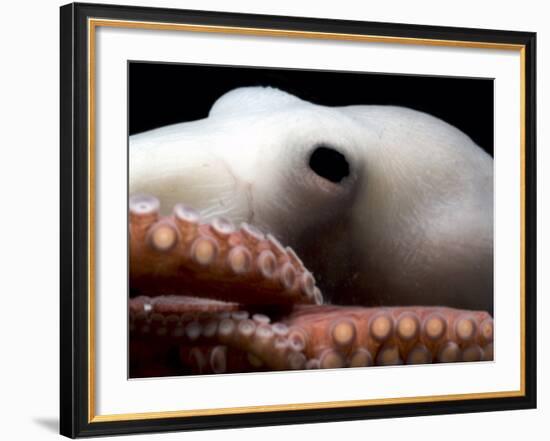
[130,87,493,312]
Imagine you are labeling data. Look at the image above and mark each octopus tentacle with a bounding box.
[281,305,494,368]
[130,296,310,373]
[129,297,494,375]
[130,195,323,307]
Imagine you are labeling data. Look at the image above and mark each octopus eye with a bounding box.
[308,145,350,184]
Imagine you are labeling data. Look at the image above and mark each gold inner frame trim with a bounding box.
[87,17,527,423]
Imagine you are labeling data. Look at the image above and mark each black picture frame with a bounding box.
[60,2,537,438]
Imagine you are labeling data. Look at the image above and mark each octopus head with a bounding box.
[130,86,366,246]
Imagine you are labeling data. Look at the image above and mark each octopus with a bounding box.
[128,86,494,377]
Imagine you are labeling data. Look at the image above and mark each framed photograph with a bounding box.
[60,2,537,438]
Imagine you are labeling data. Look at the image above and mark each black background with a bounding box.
[129,62,494,156]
